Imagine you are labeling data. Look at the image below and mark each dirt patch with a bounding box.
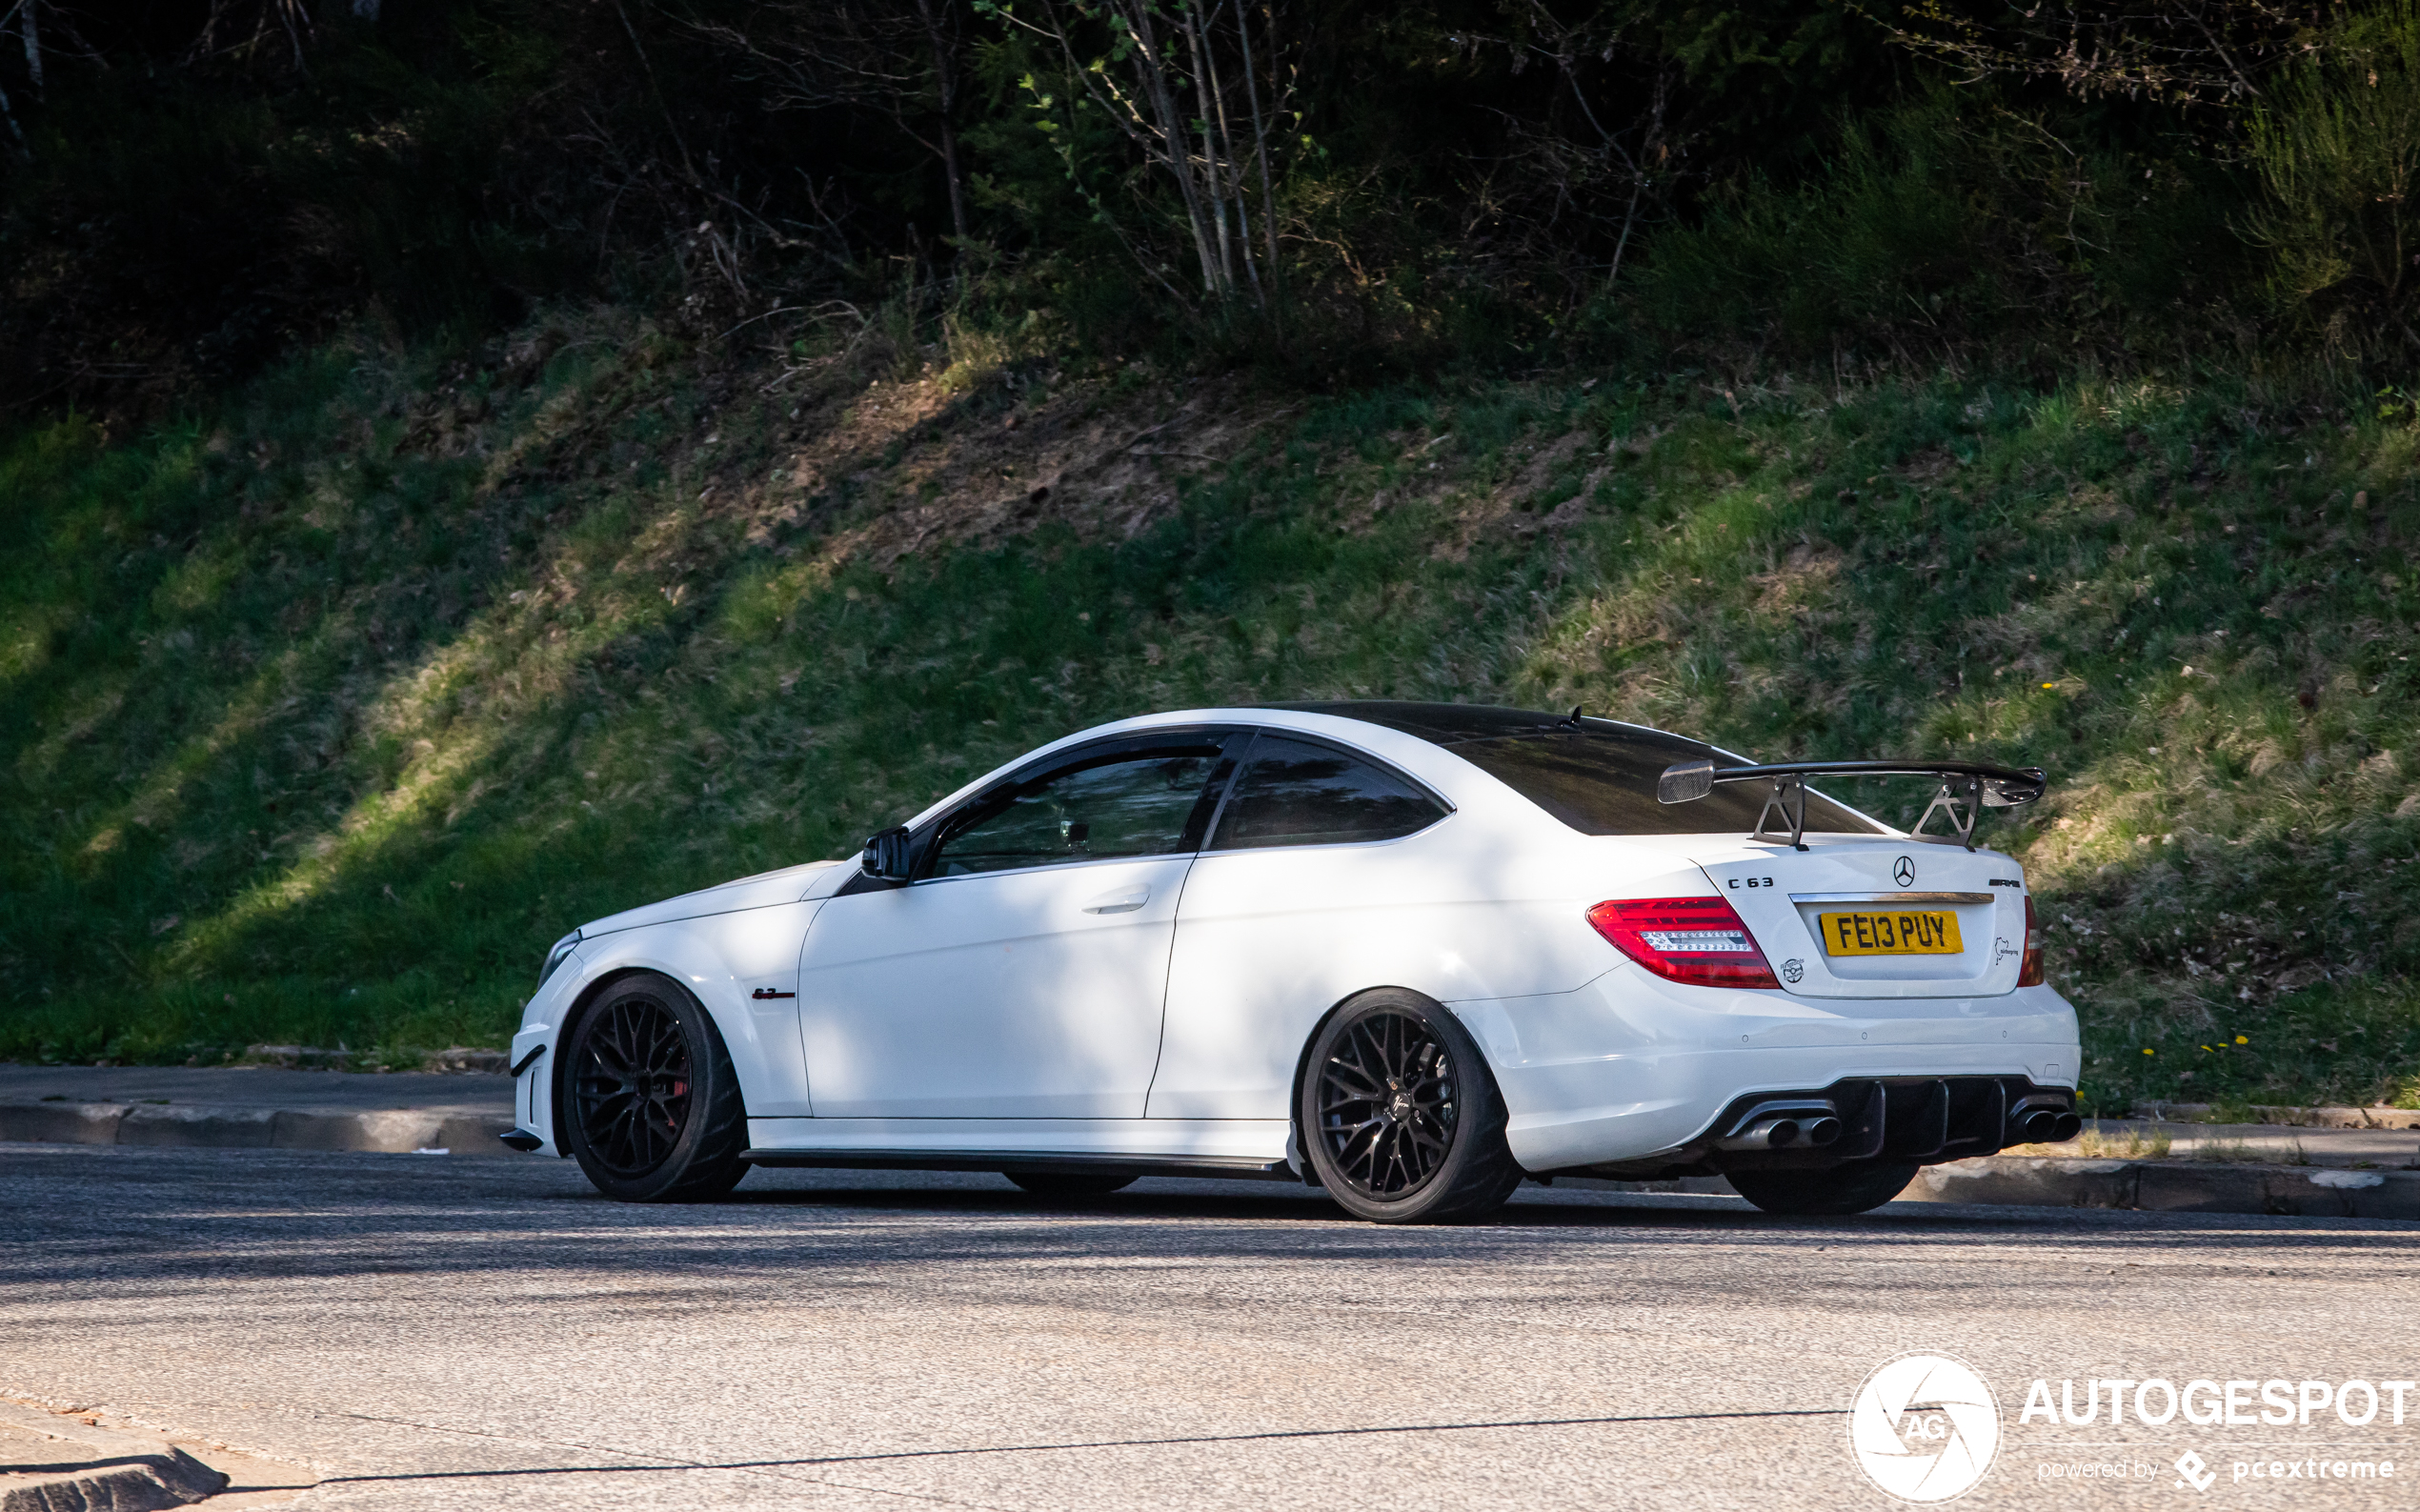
[698,367,1297,574]
[1434,431,1598,560]
[1898,446,1961,486]
[1748,540,1845,615]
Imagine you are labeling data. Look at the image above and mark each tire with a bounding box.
[1726,1159,1920,1216]
[1002,1171,1139,1198]
[561,972,751,1203]
[1297,989,1524,1224]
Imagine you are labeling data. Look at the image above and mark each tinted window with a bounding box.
[934,752,1220,877]
[1209,736,1446,851]
[1450,734,1878,837]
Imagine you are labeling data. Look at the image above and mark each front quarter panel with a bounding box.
[514,900,821,1156]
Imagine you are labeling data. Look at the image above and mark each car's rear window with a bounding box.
[1449,733,1881,837]
[1209,735,1446,851]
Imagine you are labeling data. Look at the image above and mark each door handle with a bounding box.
[1080,886,1151,915]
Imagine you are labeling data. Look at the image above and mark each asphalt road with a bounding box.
[4,1143,2417,1511]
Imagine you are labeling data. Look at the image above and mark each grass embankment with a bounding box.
[5,313,2417,1111]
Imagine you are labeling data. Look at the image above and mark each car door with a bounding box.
[794,733,1240,1119]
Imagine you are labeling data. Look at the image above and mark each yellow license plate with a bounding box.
[1819,910,1964,957]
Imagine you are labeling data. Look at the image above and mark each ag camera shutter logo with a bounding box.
[1850,1353,2002,1502]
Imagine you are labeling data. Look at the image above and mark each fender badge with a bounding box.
[751,988,797,1000]
[1781,958,1805,984]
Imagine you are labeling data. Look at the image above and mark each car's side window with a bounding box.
[1206,735,1447,851]
[930,750,1224,877]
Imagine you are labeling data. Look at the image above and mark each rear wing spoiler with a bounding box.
[1655,759,2047,852]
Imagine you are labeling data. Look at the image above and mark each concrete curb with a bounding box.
[241,1044,510,1074]
[1559,1159,2420,1221]
[0,1450,223,1512]
[1902,1156,2420,1220]
[2131,1102,2420,1130]
[0,1099,517,1158]
[0,1403,228,1512]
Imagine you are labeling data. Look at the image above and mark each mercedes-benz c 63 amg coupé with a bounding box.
[501,702,2083,1221]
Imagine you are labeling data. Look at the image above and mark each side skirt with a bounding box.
[738,1148,1295,1181]
[738,1116,1297,1181]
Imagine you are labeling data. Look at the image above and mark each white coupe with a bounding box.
[501,703,2083,1221]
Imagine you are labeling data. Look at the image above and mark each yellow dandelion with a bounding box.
[2234,1035,2249,1044]
[2142,1048,2155,1056]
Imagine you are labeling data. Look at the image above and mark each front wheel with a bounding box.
[561,972,750,1202]
[1726,1159,1920,1216]
[1298,989,1524,1224]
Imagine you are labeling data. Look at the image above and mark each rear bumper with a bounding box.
[1446,967,2082,1172]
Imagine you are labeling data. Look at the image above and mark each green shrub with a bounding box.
[2247,3,2420,355]
[1641,93,1991,353]
[1633,87,2251,366]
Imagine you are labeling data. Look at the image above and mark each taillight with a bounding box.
[2017,895,2046,986]
[1586,896,1779,989]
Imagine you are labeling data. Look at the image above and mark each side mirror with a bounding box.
[860,825,914,881]
[1656,758,1716,805]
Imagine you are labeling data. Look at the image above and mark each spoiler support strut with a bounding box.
[1751,775,1812,851]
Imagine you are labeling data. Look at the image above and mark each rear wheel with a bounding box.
[1298,989,1523,1224]
[1726,1159,1920,1216]
[561,973,750,1202]
[1002,1171,1138,1199]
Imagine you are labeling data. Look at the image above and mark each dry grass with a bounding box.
[2007,1124,2174,1159]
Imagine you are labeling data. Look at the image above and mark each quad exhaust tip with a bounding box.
[1719,1114,1844,1151]
[1714,1086,2081,1155]
[2016,1108,2085,1143]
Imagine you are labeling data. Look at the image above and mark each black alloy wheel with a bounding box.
[1318,1010,1459,1198]
[575,994,694,1176]
[1298,990,1523,1223]
[560,973,750,1202]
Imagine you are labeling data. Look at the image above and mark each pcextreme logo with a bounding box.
[1850,1353,2003,1503]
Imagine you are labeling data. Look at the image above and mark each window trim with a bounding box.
[913,727,1250,883]
[1201,727,1456,856]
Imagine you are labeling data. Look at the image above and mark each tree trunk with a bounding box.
[1181,2,1235,293]
[912,0,968,244]
[1237,0,1280,279]
[22,0,44,97]
[0,71,25,153]
[1128,3,1223,296]
[1198,0,1259,303]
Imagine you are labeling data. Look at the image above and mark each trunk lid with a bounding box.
[1644,835,2028,998]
